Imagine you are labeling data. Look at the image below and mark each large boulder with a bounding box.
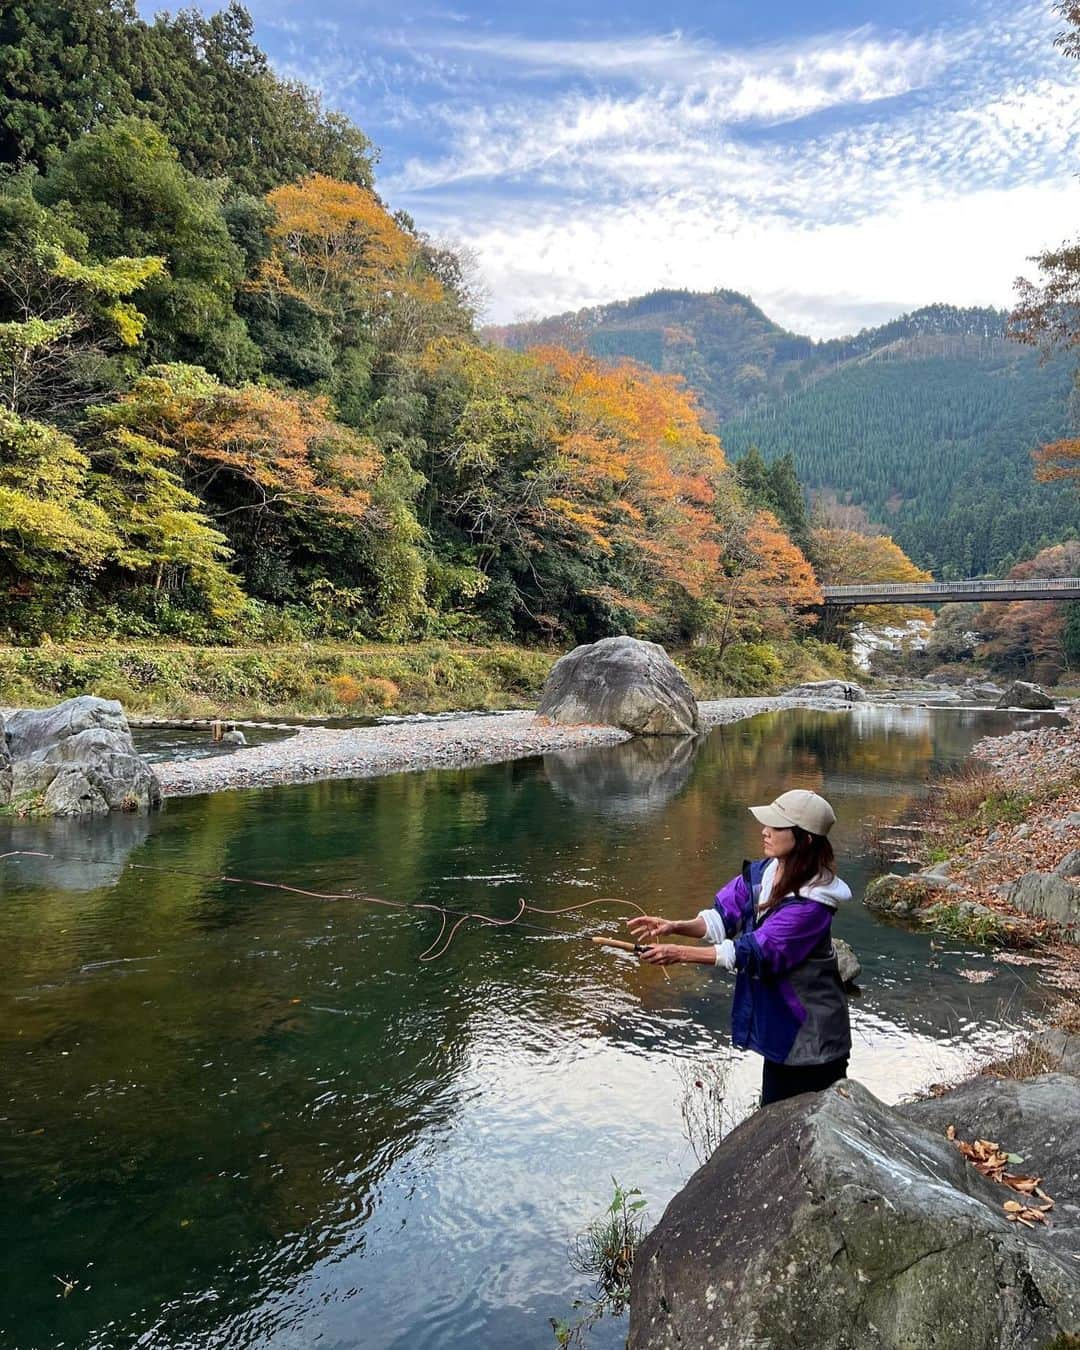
[537,636,699,737]
[5,696,161,816]
[629,1079,1080,1350]
[0,712,11,807]
[900,1072,1080,1222]
[996,680,1055,710]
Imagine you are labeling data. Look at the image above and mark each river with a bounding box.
[0,705,1061,1350]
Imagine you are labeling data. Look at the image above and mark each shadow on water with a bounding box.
[0,704,1063,1350]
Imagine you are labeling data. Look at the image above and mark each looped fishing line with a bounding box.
[0,851,654,965]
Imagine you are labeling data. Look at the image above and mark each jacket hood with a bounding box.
[803,871,852,910]
[761,858,851,910]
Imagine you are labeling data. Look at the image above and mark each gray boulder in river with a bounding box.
[996,680,1055,710]
[4,696,161,816]
[537,636,699,736]
[629,1077,1080,1350]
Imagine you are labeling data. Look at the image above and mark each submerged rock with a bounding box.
[629,1078,1080,1350]
[832,935,861,986]
[537,636,699,737]
[5,696,161,816]
[996,680,1055,711]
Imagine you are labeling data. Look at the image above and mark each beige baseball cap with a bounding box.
[750,789,836,837]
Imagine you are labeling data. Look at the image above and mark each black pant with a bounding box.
[761,1055,849,1107]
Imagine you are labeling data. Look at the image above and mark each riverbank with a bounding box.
[0,637,854,721]
[154,695,848,797]
[880,714,1080,981]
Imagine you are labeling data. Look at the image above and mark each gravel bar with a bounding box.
[155,695,851,799]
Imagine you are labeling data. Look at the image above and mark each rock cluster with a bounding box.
[629,1075,1080,1350]
[537,636,700,736]
[782,678,865,701]
[2,697,161,816]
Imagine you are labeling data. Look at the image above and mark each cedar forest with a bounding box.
[0,0,1077,685]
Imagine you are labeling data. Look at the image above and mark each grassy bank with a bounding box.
[0,637,854,720]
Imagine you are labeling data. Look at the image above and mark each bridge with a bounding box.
[822,577,1080,606]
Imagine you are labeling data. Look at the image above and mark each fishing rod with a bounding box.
[0,850,658,965]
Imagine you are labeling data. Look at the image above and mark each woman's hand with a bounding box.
[639,943,686,965]
[627,915,675,941]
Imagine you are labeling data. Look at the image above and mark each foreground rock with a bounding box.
[537,636,699,736]
[997,680,1055,710]
[4,697,161,816]
[629,1078,1080,1350]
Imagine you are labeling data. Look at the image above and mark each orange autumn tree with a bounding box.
[1032,438,1080,484]
[89,362,428,638]
[811,524,933,630]
[535,346,739,622]
[416,338,749,637]
[710,508,822,655]
[255,174,444,348]
[977,540,1080,679]
[95,363,381,522]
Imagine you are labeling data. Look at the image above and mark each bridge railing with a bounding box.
[823,578,1080,597]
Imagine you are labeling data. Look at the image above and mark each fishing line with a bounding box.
[0,850,651,965]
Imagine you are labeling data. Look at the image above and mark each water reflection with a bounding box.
[543,735,702,818]
[0,811,151,891]
[0,705,1063,1350]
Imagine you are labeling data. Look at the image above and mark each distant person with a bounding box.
[628,789,852,1106]
[220,723,247,747]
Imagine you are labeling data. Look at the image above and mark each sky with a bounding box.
[198,0,1080,334]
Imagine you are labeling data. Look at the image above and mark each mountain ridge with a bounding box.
[486,289,1075,577]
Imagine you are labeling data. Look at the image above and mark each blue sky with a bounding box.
[194,0,1080,333]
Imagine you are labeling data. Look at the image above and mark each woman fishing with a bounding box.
[627,788,852,1106]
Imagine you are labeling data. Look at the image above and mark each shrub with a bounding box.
[361,677,401,710]
[328,674,363,705]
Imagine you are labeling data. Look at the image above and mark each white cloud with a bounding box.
[250,0,1080,335]
[457,180,1080,333]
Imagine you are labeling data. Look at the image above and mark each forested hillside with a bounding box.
[0,0,843,667]
[493,293,1076,577]
[723,350,1074,576]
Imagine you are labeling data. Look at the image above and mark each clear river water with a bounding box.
[0,705,1062,1350]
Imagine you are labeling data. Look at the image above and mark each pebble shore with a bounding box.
[155,695,849,798]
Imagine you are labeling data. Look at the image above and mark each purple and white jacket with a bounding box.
[699,858,852,1066]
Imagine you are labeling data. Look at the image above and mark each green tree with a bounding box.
[37,117,259,379]
[767,453,812,555]
[85,419,247,622]
[0,406,118,636]
[0,1,375,194]
[0,175,165,418]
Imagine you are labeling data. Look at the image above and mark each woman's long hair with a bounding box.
[772,826,835,901]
